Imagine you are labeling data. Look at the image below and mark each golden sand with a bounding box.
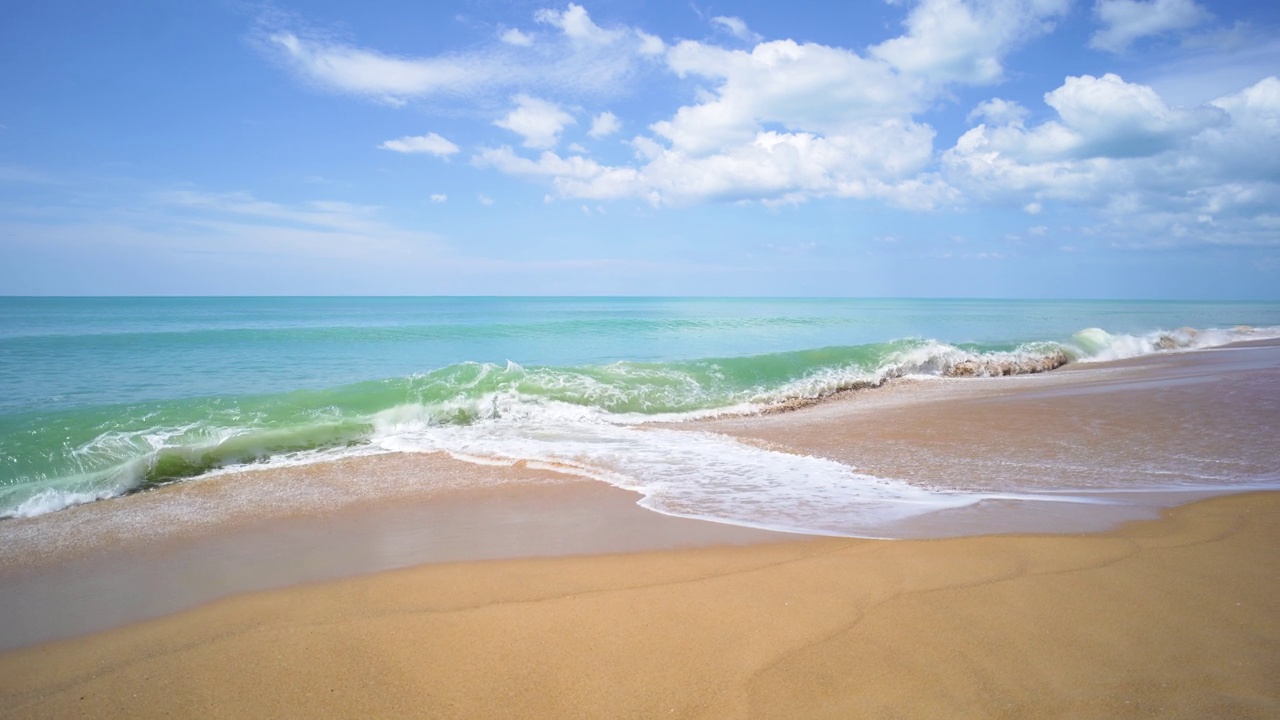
[2,491,1277,719]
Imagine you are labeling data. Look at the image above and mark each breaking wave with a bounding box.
[2,324,1275,523]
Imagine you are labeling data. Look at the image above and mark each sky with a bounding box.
[1,0,1278,298]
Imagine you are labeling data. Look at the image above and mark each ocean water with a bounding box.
[2,297,1278,534]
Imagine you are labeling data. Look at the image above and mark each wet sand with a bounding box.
[1,341,1278,716]
[699,340,1280,536]
[0,457,789,650]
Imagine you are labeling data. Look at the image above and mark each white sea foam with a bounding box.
[5,484,131,519]
[369,407,986,536]
[347,325,1280,535]
[1070,325,1280,362]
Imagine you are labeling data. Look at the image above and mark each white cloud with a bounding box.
[1090,0,1211,53]
[534,3,620,44]
[944,75,1280,245]
[870,0,1070,85]
[1044,73,1226,157]
[475,2,1079,210]
[475,23,986,209]
[264,31,491,105]
[588,111,621,138]
[501,28,534,47]
[261,1,1073,211]
[657,39,922,154]
[474,146,648,200]
[261,5,661,105]
[430,194,448,203]
[947,74,1228,182]
[494,95,576,149]
[1198,76,1280,183]
[711,16,762,42]
[478,193,495,205]
[635,30,666,56]
[476,120,953,209]
[378,132,460,157]
[967,98,1029,125]
[259,1,1280,251]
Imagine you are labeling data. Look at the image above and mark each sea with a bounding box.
[2,296,1279,535]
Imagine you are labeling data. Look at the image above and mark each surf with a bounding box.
[3,323,1275,521]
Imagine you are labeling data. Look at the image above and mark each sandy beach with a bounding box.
[7,0,1280,709]
[1,341,1277,717]
[1,491,1277,719]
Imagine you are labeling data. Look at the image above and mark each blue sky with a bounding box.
[1,0,1278,298]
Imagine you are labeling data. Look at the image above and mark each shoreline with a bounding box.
[0,340,1276,650]
[5,326,1273,524]
[2,490,1276,718]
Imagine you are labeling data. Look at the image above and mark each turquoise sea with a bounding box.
[3,297,1279,531]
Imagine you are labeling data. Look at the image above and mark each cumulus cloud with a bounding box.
[473,21,985,209]
[430,194,448,203]
[378,132,460,156]
[475,121,953,209]
[657,39,923,152]
[265,1,1074,210]
[944,75,1280,245]
[588,111,621,138]
[1200,76,1280,180]
[472,0,1087,209]
[494,95,576,149]
[258,2,1280,248]
[535,3,619,44]
[967,98,1029,125]
[870,0,1070,85]
[635,30,666,56]
[1046,73,1226,157]
[949,73,1226,169]
[1090,0,1211,53]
